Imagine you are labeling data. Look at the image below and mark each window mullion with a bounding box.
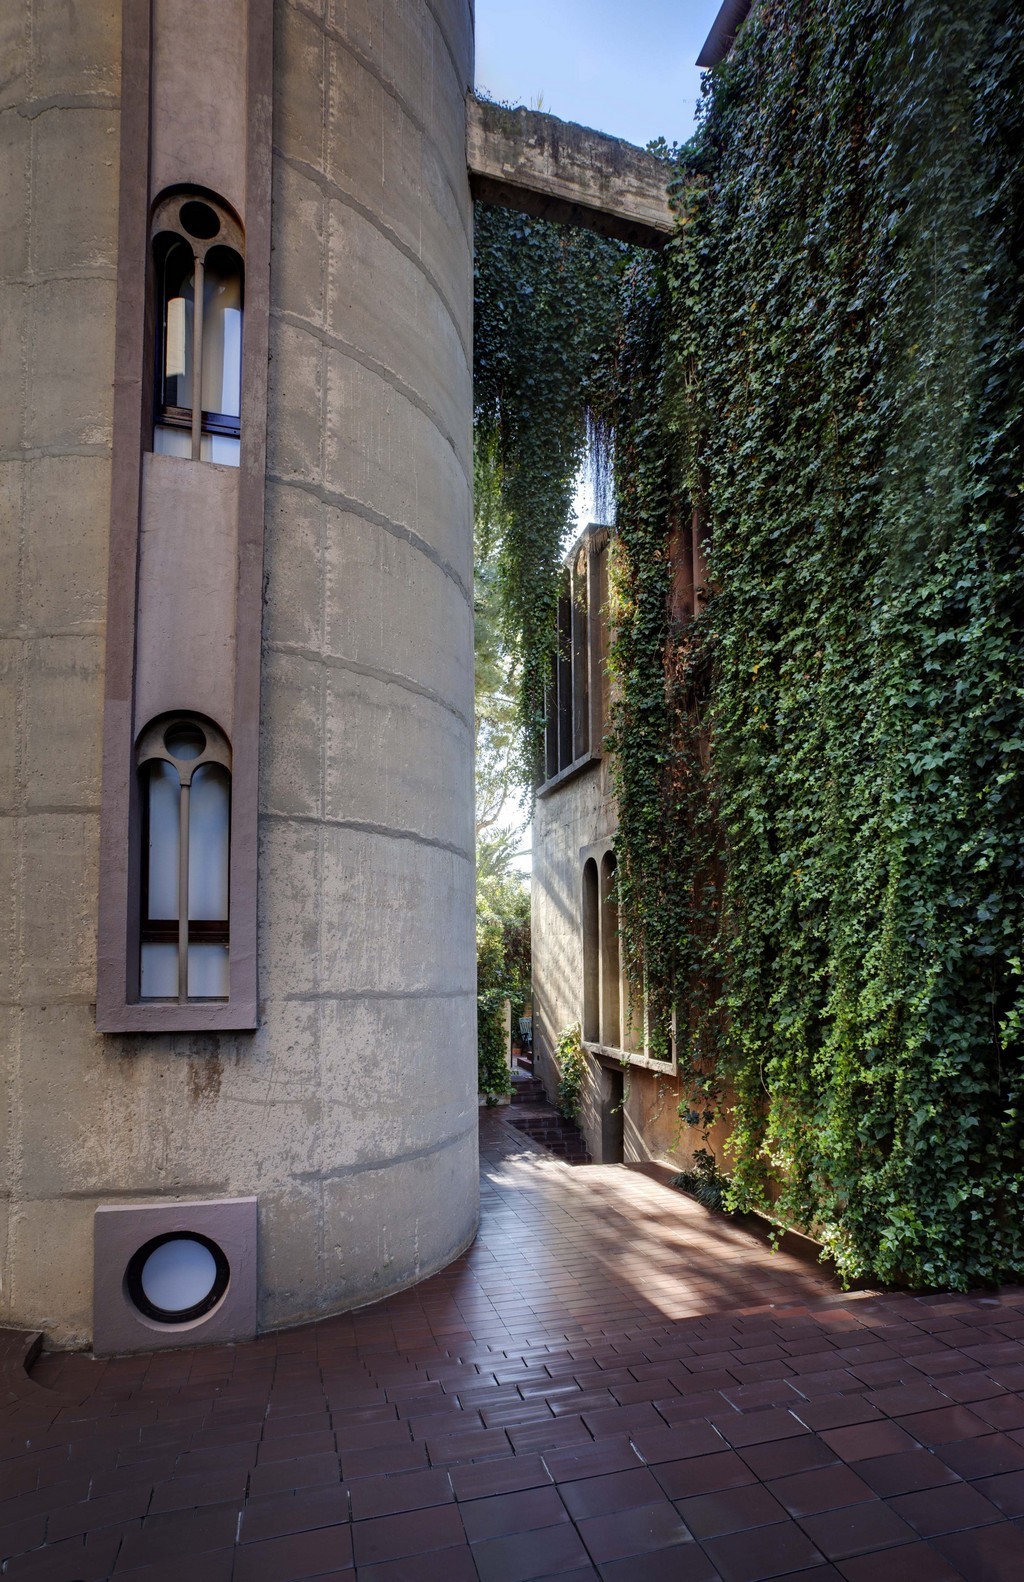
[191,253,205,461]
[178,778,191,1002]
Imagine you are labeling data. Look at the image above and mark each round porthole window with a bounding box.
[125,1232,230,1324]
[163,722,207,761]
[179,199,221,240]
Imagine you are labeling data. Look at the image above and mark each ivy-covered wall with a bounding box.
[614,0,1024,1288]
[475,0,1023,1289]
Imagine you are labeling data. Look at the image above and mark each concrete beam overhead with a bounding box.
[466,96,673,249]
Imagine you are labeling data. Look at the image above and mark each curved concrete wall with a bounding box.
[0,0,477,1345]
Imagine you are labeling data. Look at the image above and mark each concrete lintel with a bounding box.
[467,96,672,249]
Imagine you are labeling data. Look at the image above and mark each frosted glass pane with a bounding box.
[141,941,178,998]
[211,308,241,415]
[147,761,180,919]
[141,1237,217,1312]
[165,296,188,380]
[201,433,240,467]
[202,256,242,416]
[162,250,194,409]
[188,765,229,919]
[153,425,191,458]
[188,943,229,998]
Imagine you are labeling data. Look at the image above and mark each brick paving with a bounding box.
[4,1111,1024,1580]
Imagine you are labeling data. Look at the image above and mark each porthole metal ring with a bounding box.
[124,1230,230,1324]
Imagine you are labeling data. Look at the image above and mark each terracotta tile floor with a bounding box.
[4,1111,1024,1580]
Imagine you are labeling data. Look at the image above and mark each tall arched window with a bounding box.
[599,850,620,1048]
[581,843,672,1066]
[152,193,244,466]
[582,858,599,1043]
[137,715,231,1001]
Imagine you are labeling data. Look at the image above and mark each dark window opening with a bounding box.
[582,857,600,1043]
[582,844,673,1066]
[152,193,244,466]
[540,527,607,788]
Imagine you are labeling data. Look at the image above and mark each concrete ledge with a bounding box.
[467,97,673,248]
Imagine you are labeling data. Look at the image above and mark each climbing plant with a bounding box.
[477,862,530,1100]
[604,247,706,1071]
[554,1024,588,1124]
[612,0,1024,1287]
[473,0,1024,1288]
[473,202,624,778]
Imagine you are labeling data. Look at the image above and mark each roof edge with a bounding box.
[696,0,753,68]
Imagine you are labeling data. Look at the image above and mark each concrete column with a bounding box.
[0,0,478,1346]
[258,0,478,1325]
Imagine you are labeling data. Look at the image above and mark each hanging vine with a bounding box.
[473,202,624,778]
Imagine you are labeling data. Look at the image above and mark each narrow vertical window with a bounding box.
[582,859,599,1043]
[556,579,573,770]
[538,529,605,790]
[152,194,244,466]
[571,558,590,761]
[138,716,231,1002]
[599,851,620,1047]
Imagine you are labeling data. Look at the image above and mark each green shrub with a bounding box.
[477,869,530,1099]
[555,1024,588,1123]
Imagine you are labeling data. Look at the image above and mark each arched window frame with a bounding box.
[580,841,677,1073]
[137,713,232,1003]
[151,191,245,465]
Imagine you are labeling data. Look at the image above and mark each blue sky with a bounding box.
[475,0,725,150]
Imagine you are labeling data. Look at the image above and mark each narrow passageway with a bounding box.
[4,1114,1024,1580]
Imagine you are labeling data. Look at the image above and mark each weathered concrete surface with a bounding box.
[0,0,120,1345]
[532,719,723,1176]
[259,0,479,1329]
[467,96,672,247]
[1,0,479,1346]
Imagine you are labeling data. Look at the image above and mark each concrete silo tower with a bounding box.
[0,0,477,1349]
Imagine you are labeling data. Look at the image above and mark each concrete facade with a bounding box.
[533,760,713,1175]
[0,0,478,1347]
[531,532,719,1178]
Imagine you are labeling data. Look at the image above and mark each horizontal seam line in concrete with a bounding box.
[271,307,471,487]
[264,472,471,606]
[5,267,118,285]
[0,806,100,817]
[0,444,110,462]
[264,641,471,731]
[0,626,104,640]
[292,1118,478,1181]
[280,987,473,1002]
[289,0,473,260]
[275,151,471,374]
[14,91,118,119]
[0,995,95,1007]
[58,1185,230,1201]
[261,810,472,861]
